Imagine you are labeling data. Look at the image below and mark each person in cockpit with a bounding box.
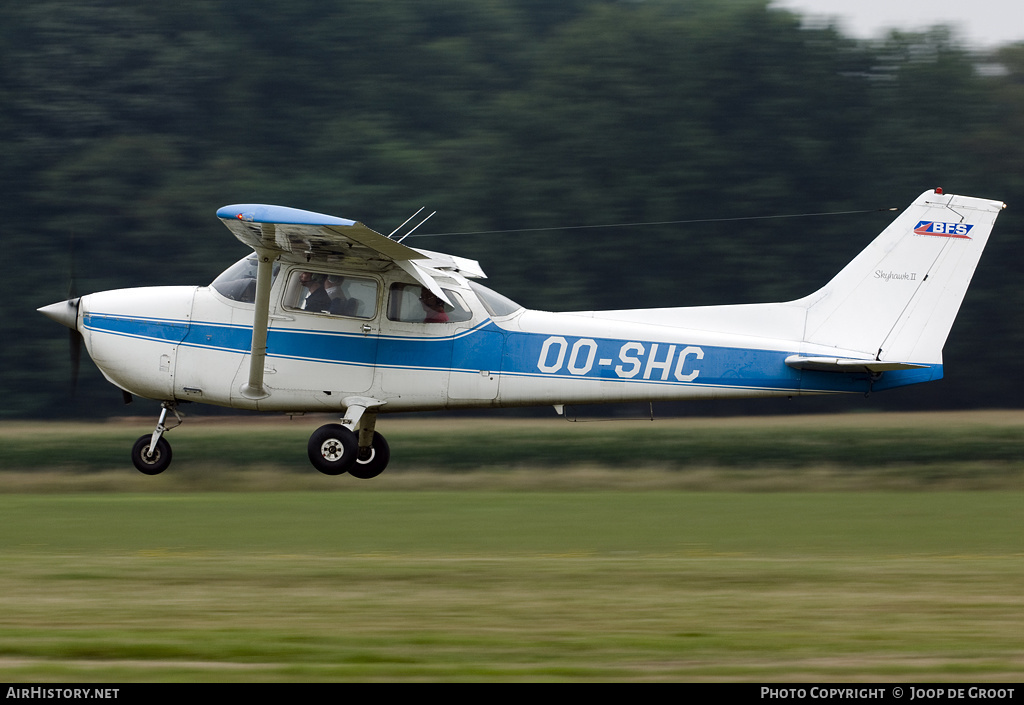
[420,290,449,323]
[299,272,332,312]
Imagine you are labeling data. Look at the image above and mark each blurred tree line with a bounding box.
[2,0,1022,418]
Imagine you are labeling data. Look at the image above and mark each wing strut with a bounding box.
[241,246,276,399]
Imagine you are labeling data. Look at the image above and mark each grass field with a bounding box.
[0,411,1022,681]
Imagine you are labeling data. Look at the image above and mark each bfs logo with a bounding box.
[913,221,973,239]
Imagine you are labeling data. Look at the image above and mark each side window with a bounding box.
[283,271,378,318]
[387,283,473,323]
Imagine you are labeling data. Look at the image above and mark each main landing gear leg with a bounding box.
[307,399,390,479]
[348,410,390,480]
[131,401,182,475]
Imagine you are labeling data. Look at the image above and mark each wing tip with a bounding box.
[216,204,357,228]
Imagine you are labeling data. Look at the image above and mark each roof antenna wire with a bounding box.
[388,207,425,239]
[396,211,437,243]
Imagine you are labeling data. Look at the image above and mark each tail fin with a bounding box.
[798,189,1004,364]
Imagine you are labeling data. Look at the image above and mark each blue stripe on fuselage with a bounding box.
[500,330,805,392]
[83,313,190,343]
[83,313,932,394]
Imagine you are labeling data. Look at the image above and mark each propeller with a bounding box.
[69,304,82,394]
[38,233,84,392]
[38,297,83,392]
[66,243,81,394]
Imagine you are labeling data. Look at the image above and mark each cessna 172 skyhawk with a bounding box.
[38,188,1005,477]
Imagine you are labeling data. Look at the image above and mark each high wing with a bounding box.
[215,204,485,400]
[217,204,425,263]
[216,204,486,291]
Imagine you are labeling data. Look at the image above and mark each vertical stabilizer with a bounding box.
[797,189,1004,364]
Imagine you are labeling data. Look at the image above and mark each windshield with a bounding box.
[468,281,523,317]
[211,254,279,303]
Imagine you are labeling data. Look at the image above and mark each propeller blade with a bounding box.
[37,297,83,394]
[67,232,77,299]
[70,327,82,395]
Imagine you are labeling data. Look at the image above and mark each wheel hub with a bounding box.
[320,439,345,461]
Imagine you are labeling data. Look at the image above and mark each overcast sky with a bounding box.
[771,0,1024,49]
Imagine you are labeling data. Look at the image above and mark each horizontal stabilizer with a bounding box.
[784,355,928,373]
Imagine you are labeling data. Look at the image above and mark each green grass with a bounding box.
[0,412,1022,681]
[1,491,1021,556]
[0,491,1021,681]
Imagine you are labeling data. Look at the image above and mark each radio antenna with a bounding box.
[388,207,425,239]
[396,211,436,243]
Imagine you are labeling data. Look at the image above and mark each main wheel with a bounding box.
[307,424,358,475]
[349,432,391,480]
[131,435,172,475]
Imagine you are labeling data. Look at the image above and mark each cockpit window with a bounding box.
[468,281,523,317]
[211,254,279,303]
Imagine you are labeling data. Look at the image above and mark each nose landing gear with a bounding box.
[130,402,181,475]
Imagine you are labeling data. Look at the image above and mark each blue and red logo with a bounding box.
[913,221,973,239]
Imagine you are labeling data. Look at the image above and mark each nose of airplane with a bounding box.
[38,297,85,392]
[37,298,81,330]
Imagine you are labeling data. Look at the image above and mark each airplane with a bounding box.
[38,188,1005,478]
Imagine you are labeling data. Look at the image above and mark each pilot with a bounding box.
[420,289,449,323]
[299,272,332,312]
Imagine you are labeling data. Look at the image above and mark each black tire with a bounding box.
[349,432,391,480]
[131,435,172,475]
[307,424,358,475]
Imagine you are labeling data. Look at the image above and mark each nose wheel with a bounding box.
[131,435,172,475]
[131,402,181,475]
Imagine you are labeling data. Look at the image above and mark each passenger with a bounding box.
[299,272,332,312]
[420,290,449,323]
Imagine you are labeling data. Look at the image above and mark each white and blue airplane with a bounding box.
[39,188,1005,477]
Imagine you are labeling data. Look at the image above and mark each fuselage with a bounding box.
[73,254,938,414]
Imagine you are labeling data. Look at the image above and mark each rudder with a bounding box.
[797,189,1004,365]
